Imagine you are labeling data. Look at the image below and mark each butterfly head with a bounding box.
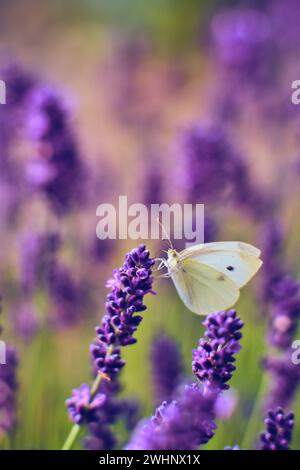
[167,249,180,269]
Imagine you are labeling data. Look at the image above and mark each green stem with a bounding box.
[62,345,114,450]
[91,373,103,396]
[62,373,103,451]
[62,424,81,451]
[241,372,269,449]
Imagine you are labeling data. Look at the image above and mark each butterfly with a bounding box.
[157,241,263,316]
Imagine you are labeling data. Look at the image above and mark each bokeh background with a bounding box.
[1,0,300,450]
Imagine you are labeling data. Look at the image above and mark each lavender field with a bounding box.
[1,0,300,451]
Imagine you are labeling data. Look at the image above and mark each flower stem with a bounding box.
[62,424,81,451]
[62,373,103,450]
[91,372,103,396]
[62,346,114,450]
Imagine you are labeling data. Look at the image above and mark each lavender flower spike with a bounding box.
[64,245,154,450]
[0,347,18,438]
[192,309,243,392]
[91,244,155,379]
[263,352,300,410]
[259,408,294,450]
[0,302,18,438]
[66,384,106,425]
[150,334,183,405]
[127,309,243,450]
[26,85,85,215]
[127,384,217,450]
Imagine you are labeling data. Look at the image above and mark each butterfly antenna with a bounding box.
[156,218,173,249]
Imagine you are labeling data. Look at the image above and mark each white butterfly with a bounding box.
[157,241,263,316]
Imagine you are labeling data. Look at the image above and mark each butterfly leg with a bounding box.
[154,258,167,270]
[153,258,170,278]
[156,272,171,278]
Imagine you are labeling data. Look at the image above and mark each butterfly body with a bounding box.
[161,241,262,316]
[166,249,180,270]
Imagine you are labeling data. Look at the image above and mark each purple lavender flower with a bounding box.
[141,151,164,206]
[18,231,60,296]
[14,303,39,342]
[260,220,300,349]
[0,60,35,165]
[91,244,155,378]
[209,6,277,124]
[127,384,217,450]
[177,124,268,218]
[66,384,106,424]
[0,302,18,438]
[0,61,35,224]
[26,85,85,215]
[260,219,300,413]
[127,310,244,451]
[211,8,273,82]
[259,407,294,450]
[0,60,35,107]
[84,423,116,450]
[268,276,300,348]
[67,376,139,451]
[66,384,106,425]
[229,159,272,219]
[269,0,300,53]
[47,260,83,329]
[263,352,300,410]
[260,219,285,303]
[83,380,127,451]
[215,389,238,420]
[101,36,151,127]
[89,237,115,263]
[0,346,18,437]
[65,245,154,449]
[120,398,140,432]
[150,334,184,405]
[192,310,243,392]
[178,125,236,203]
[66,380,131,450]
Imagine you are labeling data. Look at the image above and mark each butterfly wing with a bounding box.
[170,259,240,316]
[180,241,261,259]
[180,242,262,288]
